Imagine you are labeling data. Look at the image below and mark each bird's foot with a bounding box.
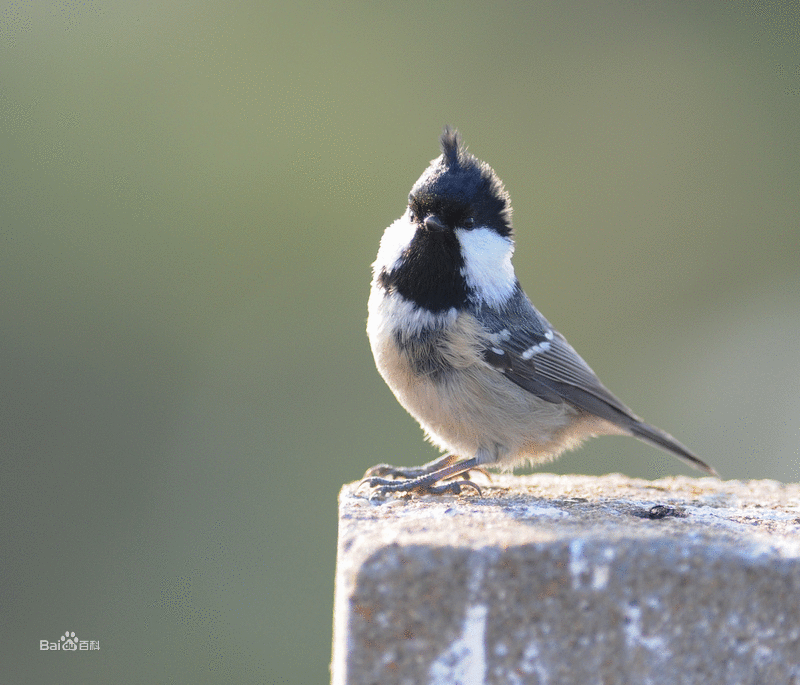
[359,455,485,497]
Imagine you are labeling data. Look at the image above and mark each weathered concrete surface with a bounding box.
[331,474,800,685]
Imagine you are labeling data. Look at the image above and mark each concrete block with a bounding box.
[331,474,800,685]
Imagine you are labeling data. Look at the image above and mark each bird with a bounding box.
[362,126,716,496]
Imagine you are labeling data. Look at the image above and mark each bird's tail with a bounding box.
[630,421,718,476]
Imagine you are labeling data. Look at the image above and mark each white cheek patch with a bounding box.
[456,227,516,307]
[373,214,416,274]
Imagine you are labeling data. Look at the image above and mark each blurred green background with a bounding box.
[1,1,798,682]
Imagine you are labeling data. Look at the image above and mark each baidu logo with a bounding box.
[40,630,100,651]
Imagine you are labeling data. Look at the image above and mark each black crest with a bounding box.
[440,126,463,168]
[408,126,513,238]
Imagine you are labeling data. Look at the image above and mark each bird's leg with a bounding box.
[363,453,462,479]
[360,456,484,496]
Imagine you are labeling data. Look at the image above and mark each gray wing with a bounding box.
[473,287,635,424]
[472,287,716,475]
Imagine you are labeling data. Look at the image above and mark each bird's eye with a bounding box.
[463,217,475,228]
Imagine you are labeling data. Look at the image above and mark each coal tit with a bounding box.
[364,127,716,495]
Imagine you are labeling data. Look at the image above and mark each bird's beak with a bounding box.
[423,214,446,232]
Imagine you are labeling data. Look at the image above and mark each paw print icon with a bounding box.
[60,632,79,651]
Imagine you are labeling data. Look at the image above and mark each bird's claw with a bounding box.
[359,475,482,498]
